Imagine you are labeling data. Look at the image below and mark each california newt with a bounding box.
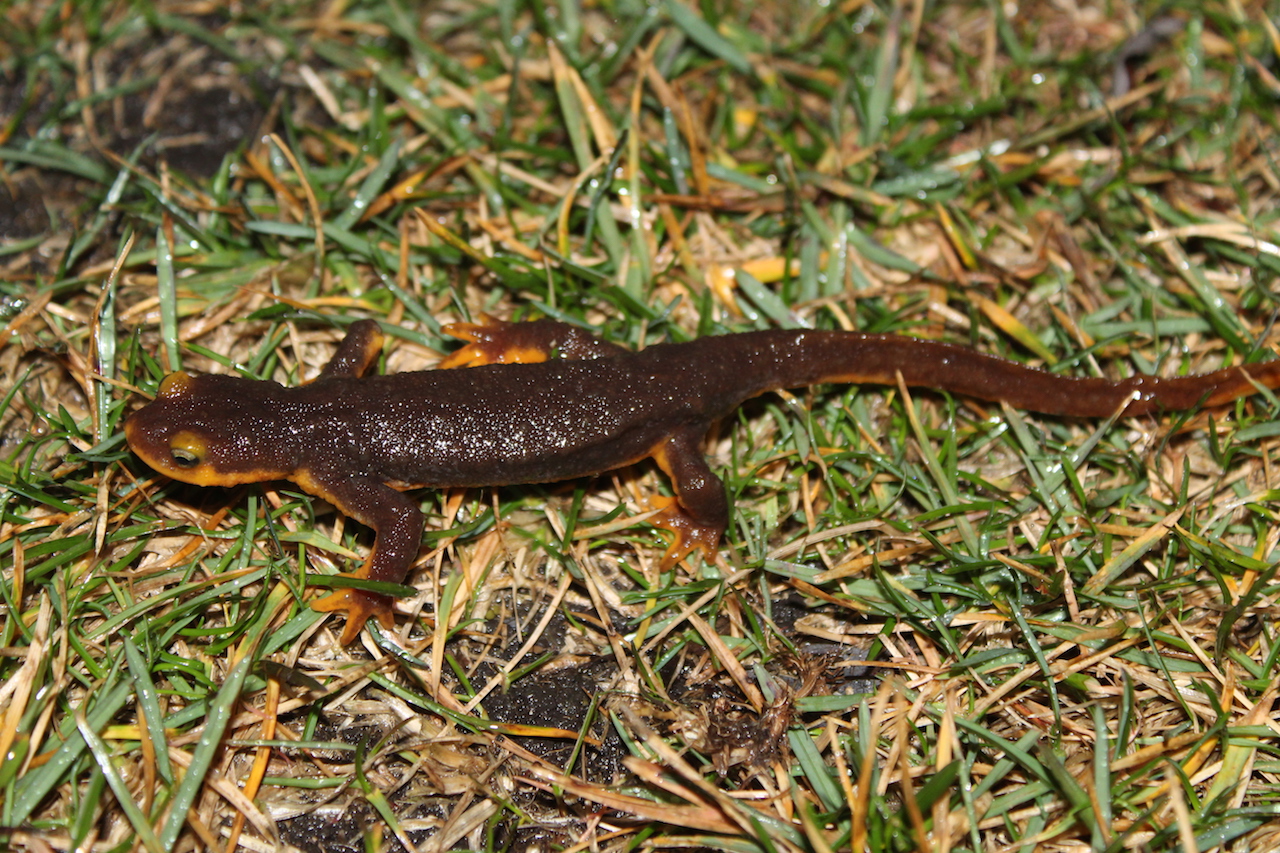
[125,317,1280,642]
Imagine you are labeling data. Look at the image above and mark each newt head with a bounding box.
[125,371,295,487]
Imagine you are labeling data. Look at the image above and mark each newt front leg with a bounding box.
[304,320,427,642]
[304,473,426,644]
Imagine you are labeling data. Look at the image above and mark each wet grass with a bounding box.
[4,0,1280,851]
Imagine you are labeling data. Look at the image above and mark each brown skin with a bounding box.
[125,318,1280,643]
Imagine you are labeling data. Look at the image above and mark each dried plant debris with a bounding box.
[5,1,1280,852]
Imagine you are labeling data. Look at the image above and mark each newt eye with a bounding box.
[169,431,206,470]
[170,448,200,468]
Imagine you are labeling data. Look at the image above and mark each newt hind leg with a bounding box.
[439,315,628,368]
[649,426,728,570]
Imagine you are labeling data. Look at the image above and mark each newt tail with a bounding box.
[715,330,1280,418]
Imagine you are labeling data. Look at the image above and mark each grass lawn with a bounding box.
[4,1,1280,851]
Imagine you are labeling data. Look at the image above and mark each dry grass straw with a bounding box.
[3,1,1280,851]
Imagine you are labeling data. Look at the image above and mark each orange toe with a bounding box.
[439,317,553,368]
[647,496,722,570]
[312,586,396,644]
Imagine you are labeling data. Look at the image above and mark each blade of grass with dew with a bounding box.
[121,635,174,784]
[155,221,179,371]
[7,675,134,827]
[76,710,165,853]
[333,137,402,231]
[663,0,753,76]
[155,584,289,852]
